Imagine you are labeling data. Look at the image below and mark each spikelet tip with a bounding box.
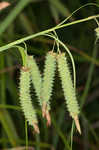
[74,115,81,134]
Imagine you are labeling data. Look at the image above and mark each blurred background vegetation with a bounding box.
[0,0,99,149]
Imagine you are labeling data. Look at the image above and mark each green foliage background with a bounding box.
[0,0,99,149]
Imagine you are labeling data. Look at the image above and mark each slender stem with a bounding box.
[52,116,71,150]
[70,121,75,150]
[25,120,28,150]
[57,3,99,26]
[43,33,76,89]
[0,14,99,52]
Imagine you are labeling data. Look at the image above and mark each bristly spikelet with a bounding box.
[57,53,81,134]
[19,67,39,133]
[27,56,42,104]
[41,51,56,125]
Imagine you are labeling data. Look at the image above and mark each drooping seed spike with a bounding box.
[57,53,81,133]
[27,56,42,105]
[19,67,39,133]
[41,51,56,123]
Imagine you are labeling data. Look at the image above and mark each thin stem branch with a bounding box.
[0,14,99,52]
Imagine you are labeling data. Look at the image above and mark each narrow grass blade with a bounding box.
[0,110,19,146]
[0,0,30,35]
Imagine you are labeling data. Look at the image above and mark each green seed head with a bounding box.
[19,67,39,133]
[41,51,56,108]
[41,51,56,124]
[27,56,42,104]
[57,53,80,118]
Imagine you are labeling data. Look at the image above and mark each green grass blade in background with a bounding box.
[49,3,60,24]
[81,113,99,146]
[0,54,7,148]
[0,0,31,36]
[49,0,74,20]
[51,115,71,150]
[0,55,6,104]
[19,13,34,34]
[80,39,98,109]
[35,134,40,150]
[52,107,65,149]
[0,110,19,147]
[0,54,19,147]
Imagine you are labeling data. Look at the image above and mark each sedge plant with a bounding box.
[0,3,99,149]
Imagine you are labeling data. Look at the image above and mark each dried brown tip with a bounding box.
[74,115,81,134]
[42,102,47,118]
[46,111,51,126]
[49,51,57,57]
[33,122,40,134]
[21,66,30,72]
[42,102,51,126]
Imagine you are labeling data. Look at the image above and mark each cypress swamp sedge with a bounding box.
[19,66,39,134]
[0,4,99,143]
[57,52,81,134]
[41,51,56,126]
